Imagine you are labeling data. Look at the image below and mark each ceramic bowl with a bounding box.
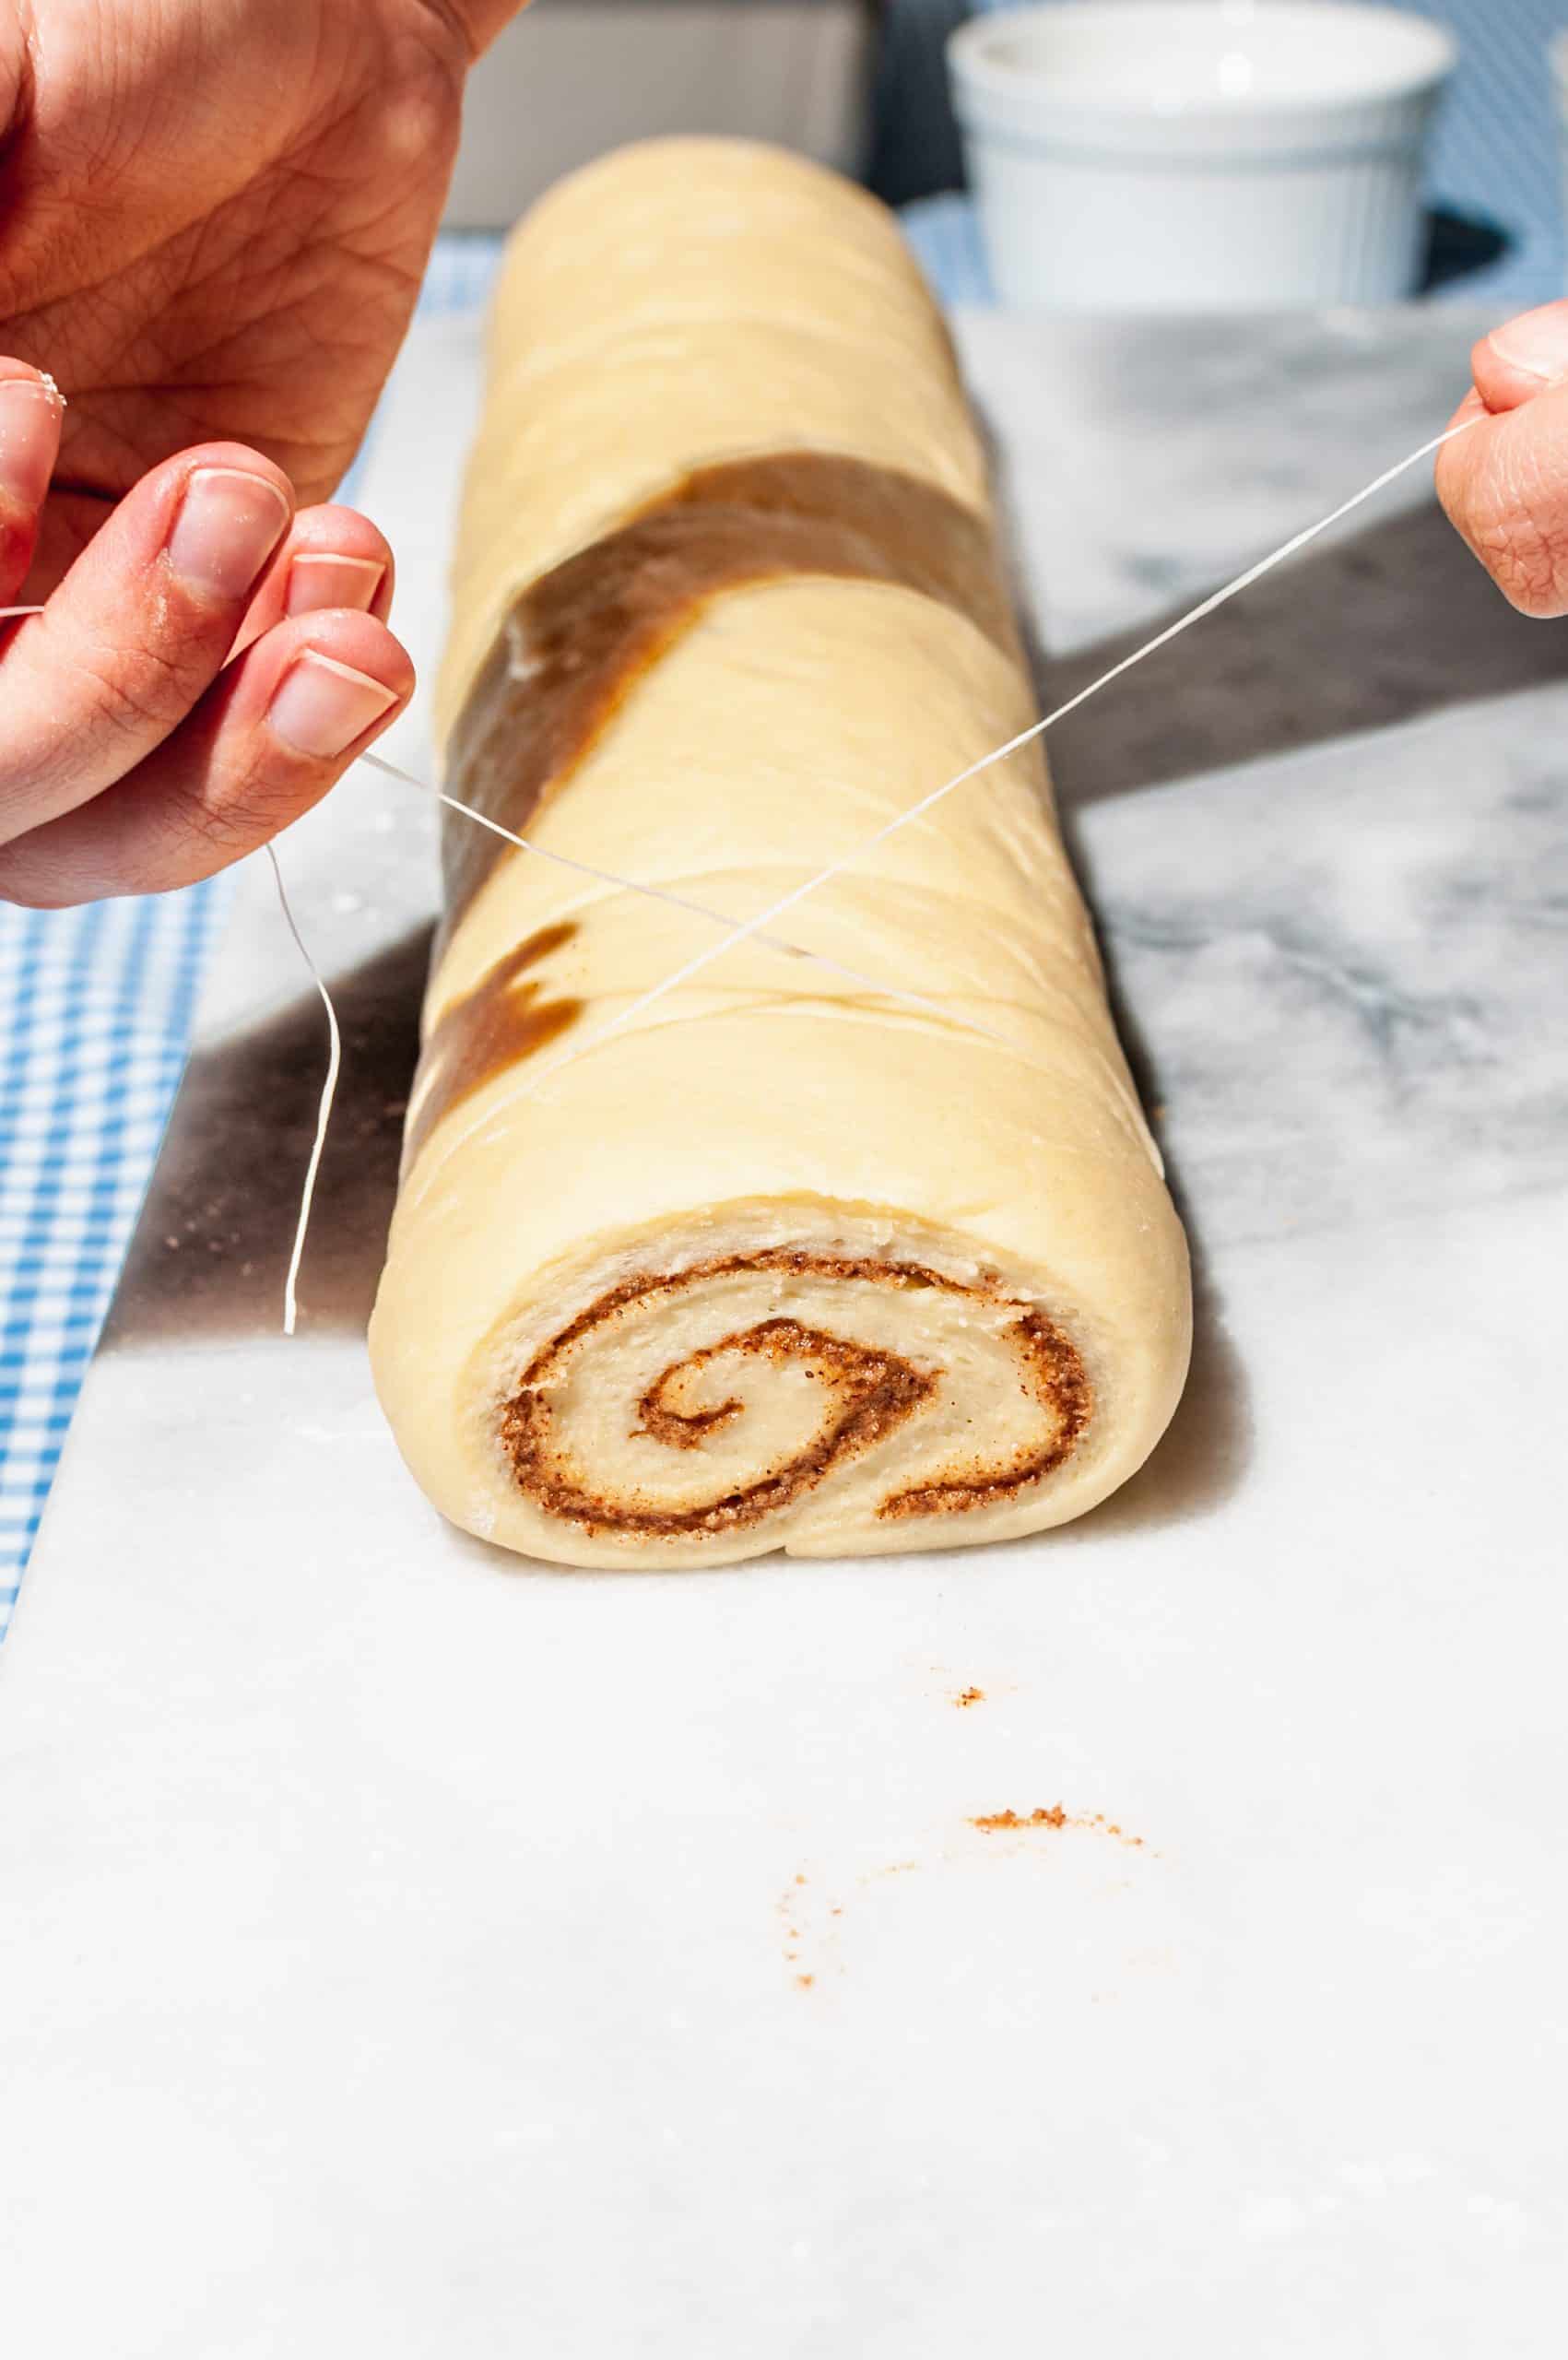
[949,2,1456,310]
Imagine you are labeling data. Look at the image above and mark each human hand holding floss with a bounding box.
[0,0,536,905]
[0,357,413,907]
[1436,301,1568,617]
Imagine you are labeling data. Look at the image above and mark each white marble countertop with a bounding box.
[1,309,1564,2356]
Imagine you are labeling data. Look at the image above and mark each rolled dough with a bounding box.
[369,137,1191,1567]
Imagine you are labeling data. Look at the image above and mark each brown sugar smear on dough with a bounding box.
[498,1252,1093,1539]
[416,450,1018,1167]
[404,923,583,1170]
[440,452,1020,927]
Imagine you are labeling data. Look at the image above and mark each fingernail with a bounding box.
[285,552,385,617]
[167,466,290,602]
[0,376,65,511]
[1486,304,1568,385]
[269,650,400,756]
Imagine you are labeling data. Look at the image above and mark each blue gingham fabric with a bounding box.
[0,889,226,1626]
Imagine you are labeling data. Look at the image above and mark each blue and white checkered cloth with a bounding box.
[0,244,501,1641]
[4,0,1566,1635]
[0,888,226,1624]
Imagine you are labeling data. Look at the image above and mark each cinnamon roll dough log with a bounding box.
[434,139,988,750]
[369,138,1191,1566]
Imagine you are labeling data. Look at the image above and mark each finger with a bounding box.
[0,361,64,603]
[1470,302,1568,415]
[22,487,112,603]
[1432,385,1487,502]
[441,2,525,57]
[0,608,413,904]
[1434,377,1568,617]
[236,503,395,653]
[0,441,295,845]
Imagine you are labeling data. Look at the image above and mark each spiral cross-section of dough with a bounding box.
[501,1250,1092,1548]
[368,138,1192,1567]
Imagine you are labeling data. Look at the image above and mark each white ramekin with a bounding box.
[948,2,1456,311]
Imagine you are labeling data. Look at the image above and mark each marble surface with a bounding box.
[2,309,1565,2356]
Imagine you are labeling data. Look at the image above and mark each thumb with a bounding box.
[1435,374,1568,617]
[437,2,531,61]
[1471,301,1568,413]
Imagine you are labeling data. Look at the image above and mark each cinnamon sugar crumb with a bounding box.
[954,1685,985,1708]
[973,1806,1067,1832]
[971,1805,1145,1847]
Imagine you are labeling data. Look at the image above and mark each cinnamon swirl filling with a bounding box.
[497,1252,1092,1539]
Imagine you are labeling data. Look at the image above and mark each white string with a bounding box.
[2,601,343,1330]
[360,749,1014,1049]
[532,414,1484,1088]
[0,418,1494,1338]
[267,412,1476,1328]
[265,842,341,1337]
[271,749,1018,1337]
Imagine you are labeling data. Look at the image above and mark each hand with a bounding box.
[0,355,413,903]
[0,3,526,903]
[1436,302,1568,618]
[0,2,518,587]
